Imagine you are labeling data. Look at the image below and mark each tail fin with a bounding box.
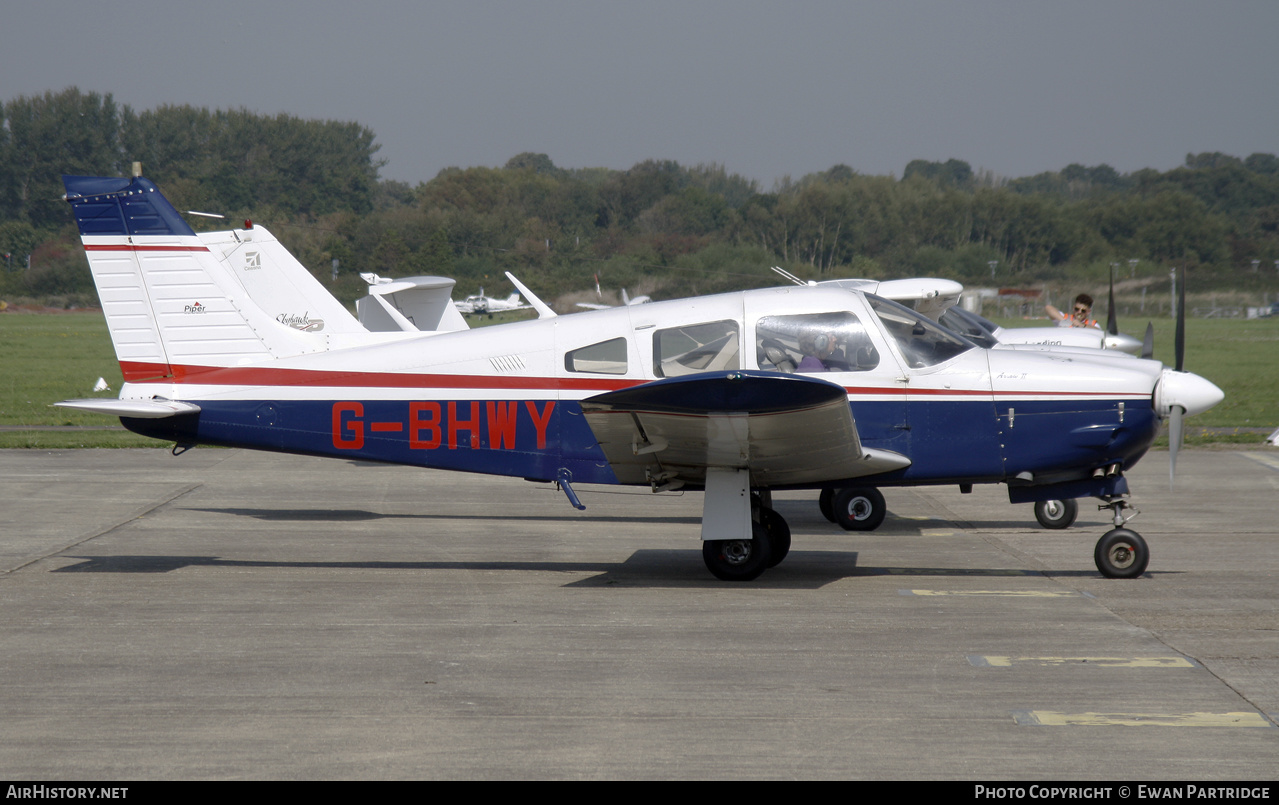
[196,225,365,336]
[64,175,333,381]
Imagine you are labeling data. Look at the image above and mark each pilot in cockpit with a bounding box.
[797,332,845,372]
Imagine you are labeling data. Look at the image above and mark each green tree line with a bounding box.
[2,86,1277,308]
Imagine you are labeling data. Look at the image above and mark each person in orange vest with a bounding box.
[1046,293,1099,328]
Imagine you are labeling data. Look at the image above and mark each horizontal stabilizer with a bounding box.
[55,398,202,419]
[580,371,909,487]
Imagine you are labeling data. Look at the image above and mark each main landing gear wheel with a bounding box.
[758,506,791,567]
[1094,528,1149,579]
[819,487,836,523]
[832,487,886,532]
[1034,499,1078,529]
[703,522,773,582]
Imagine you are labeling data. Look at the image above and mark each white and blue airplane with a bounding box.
[455,288,530,317]
[57,174,1224,581]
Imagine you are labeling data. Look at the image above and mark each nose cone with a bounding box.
[1104,331,1144,355]
[1156,369,1225,417]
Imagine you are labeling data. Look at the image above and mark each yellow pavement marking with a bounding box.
[1241,451,1279,472]
[973,656,1195,668]
[920,529,957,537]
[905,589,1077,597]
[1014,710,1272,728]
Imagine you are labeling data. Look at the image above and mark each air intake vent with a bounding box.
[490,355,525,373]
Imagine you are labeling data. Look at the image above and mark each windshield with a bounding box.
[866,294,975,367]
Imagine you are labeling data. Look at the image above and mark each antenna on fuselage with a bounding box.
[770,266,816,287]
[504,271,556,319]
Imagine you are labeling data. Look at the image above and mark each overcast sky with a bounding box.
[4,1,1276,188]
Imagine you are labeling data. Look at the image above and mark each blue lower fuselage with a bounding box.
[122,394,1159,494]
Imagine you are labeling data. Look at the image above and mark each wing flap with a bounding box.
[580,371,909,487]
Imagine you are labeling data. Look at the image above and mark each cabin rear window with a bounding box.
[653,320,740,378]
[565,338,628,375]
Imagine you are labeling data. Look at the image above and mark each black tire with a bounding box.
[759,506,791,567]
[1034,499,1078,529]
[832,487,886,532]
[754,489,773,510]
[818,487,836,523]
[703,521,773,581]
[1094,528,1149,579]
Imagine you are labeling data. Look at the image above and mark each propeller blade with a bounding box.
[1169,404,1184,488]
[1175,270,1186,372]
[1141,322,1155,360]
[1107,264,1119,336]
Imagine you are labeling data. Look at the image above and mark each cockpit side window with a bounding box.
[755,312,880,373]
[565,337,628,374]
[867,294,974,367]
[653,320,740,378]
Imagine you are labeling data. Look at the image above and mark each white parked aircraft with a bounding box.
[57,175,1224,581]
[356,273,469,333]
[455,288,531,317]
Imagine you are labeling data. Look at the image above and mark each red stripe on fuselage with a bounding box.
[85,244,209,253]
[119,361,644,392]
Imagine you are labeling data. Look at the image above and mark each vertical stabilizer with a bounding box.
[63,175,326,380]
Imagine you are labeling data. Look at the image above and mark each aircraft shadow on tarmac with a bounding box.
[179,504,1057,535]
[183,506,703,526]
[49,551,1078,589]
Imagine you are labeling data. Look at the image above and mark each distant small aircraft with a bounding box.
[57,175,1224,582]
[577,288,652,311]
[455,288,531,317]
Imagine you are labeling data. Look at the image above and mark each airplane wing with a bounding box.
[579,370,909,488]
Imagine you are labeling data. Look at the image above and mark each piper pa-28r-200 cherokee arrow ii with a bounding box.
[57,175,1224,581]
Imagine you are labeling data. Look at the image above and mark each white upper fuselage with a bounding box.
[118,283,1167,413]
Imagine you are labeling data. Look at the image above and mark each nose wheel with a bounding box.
[1095,528,1149,578]
[1093,496,1148,578]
